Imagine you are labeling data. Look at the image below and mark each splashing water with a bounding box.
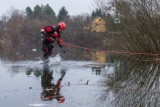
[49,53,62,65]
[37,54,62,65]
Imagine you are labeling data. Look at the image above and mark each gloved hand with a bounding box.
[60,45,66,53]
[40,29,47,38]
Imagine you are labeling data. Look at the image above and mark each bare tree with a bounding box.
[94,0,160,107]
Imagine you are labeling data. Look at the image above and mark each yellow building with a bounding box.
[83,17,107,63]
[91,17,106,32]
[83,51,106,63]
[91,51,106,63]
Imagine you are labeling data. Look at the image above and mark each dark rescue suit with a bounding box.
[40,25,65,60]
[41,64,65,103]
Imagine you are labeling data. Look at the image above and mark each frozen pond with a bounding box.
[0,56,113,107]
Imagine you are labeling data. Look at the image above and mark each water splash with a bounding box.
[49,53,62,65]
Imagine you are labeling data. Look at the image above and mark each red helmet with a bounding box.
[58,22,66,30]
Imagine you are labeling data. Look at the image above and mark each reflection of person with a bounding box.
[41,64,66,103]
[40,22,66,62]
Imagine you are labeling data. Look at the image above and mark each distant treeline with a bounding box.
[0,4,115,61]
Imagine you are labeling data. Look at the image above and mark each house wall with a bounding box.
[91,17,106,32]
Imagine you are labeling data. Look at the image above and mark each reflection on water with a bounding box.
[40,64,65,103]
[0,61,107,107]
[26,68,42,77]
[103,55,160,107]
[92,67,104,76]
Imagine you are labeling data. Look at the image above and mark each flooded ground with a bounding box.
[0,56,113,107]
[3,54,158,107]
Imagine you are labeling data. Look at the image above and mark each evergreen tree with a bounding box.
[57,6,69,21]
[26,6,33,19]
[33,5,42,18]
[91,8,105,19]
[43,4,55,16]
[41,4,56,22]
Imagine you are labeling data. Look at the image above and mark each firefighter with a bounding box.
[40,22,66,62]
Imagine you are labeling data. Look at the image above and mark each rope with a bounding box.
[63,42,160,56]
